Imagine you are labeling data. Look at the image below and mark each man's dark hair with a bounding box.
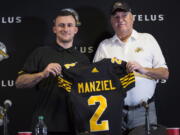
[54,8,81,26]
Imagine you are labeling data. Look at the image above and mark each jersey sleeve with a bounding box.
[57,75,73,93]
[110,57,135,92]
[119,72,135,92]
[57,62,78,93]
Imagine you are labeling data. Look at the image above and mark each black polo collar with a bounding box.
[51,42,76,52]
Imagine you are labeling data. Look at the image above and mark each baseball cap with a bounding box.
[111,1,131,15]
[60,8,81,26]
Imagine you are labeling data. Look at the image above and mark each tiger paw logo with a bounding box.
[135,47,143,53]
[0,41,9,62]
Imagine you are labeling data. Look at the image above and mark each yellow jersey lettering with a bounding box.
[78,83,84,93]
[101,81,105,91]
[103,80,110,91]
[88,95,109,132]
[77,80,116,94]
[109,80,116,90]
[111,57,122,65]
[96,81,101,91]
[85,82,90,93]
[89,81,96,92]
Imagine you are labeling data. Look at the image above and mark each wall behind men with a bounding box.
[0,0,179,134]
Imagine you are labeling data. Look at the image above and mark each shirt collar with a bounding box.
[131,29,139,40]
[112,29,139,43]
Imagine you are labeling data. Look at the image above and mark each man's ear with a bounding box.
[110,16,114,25]
[74,27,78,34]
[52,26,56,34]
[131,13,135,22]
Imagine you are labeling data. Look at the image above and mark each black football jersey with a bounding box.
[58,58,135,135]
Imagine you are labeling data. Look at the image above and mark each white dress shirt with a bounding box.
[93,29,168,106]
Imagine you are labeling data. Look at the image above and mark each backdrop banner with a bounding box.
[0,0,179,134]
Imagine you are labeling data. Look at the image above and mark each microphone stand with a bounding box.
[3,109,8,135]
[142,101,151,135]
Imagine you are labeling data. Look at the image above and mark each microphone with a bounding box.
[4,100,12,112]
[2,100,12,135]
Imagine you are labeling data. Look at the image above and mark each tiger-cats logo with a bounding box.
[0,41,9,62]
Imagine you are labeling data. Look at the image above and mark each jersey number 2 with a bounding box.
[88,95,109,132]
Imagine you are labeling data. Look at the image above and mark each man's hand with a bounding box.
[126,61,147,74]
[42,63,62,78]
[126,61,169,80]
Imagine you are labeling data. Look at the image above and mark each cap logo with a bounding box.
[115,2,122,7]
